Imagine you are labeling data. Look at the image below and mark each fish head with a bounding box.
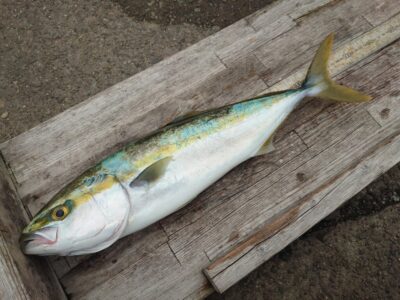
[20,173,131,256]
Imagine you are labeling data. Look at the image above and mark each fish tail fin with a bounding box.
[302,33,372,103]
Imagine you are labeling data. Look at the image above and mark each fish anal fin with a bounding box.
[129,157,173,188]
[255,136,276,156]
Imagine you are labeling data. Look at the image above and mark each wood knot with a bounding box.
[380,108,390,119]
[296,172,307,182]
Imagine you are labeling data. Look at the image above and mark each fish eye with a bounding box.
[51,205,70,221]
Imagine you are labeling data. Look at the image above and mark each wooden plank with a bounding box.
[205,117,400,292]
[362,0,400,26]
[368,91,400,126]
[247,0,334,30]
[49,256,73,279]
[71,243,204,300]
[0,0,399,299]
[61,223,168,298]
[215,15,296,65]
[253,0,376,86]
[366,61,400,126]
[0,156,66,300]
[287,0,333,19]
[0,234,29,300]
[267,10,400,93]
[195,54,269,110]
[298,51,400,148]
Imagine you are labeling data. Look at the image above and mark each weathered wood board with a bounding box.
[0,157,66,299]
[0,0,399,298]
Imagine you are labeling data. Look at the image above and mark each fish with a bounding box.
[20,34,371,256]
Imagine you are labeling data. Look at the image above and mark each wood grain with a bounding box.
[61,223,168,297]
[0,0,399,298]
[253,0,373,86]
[0,234,29,300]
[247,0,333,30]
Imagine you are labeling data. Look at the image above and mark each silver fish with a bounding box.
[20,34,371,255]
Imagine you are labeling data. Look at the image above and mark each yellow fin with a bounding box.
[318,83,372,102]
[255,136,276,156]
[130,157,172,188]
[303,33,372,103]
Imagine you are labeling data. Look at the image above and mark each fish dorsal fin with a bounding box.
[166,111,200,126]
[129,157,173,188]
[255,135,276,156]
[83,173,107,187]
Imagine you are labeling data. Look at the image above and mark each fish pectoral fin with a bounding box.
[129,156,173,188]
[255,136,276,156]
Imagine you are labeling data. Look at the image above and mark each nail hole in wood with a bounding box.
[380,108,390,119]
[296,172,307,182]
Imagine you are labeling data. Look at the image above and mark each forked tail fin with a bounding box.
[302,33,372,102]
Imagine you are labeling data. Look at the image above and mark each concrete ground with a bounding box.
[0,0,399,298]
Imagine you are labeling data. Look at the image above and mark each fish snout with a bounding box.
[20,226,58,254]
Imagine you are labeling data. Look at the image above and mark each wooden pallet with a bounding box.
[1,0,399,298]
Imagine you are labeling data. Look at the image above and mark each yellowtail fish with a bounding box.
[20,34,371,255]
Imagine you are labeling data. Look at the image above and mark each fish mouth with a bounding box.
[20,227,58,252]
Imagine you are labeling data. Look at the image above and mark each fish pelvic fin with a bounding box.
[302,33,372,103]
